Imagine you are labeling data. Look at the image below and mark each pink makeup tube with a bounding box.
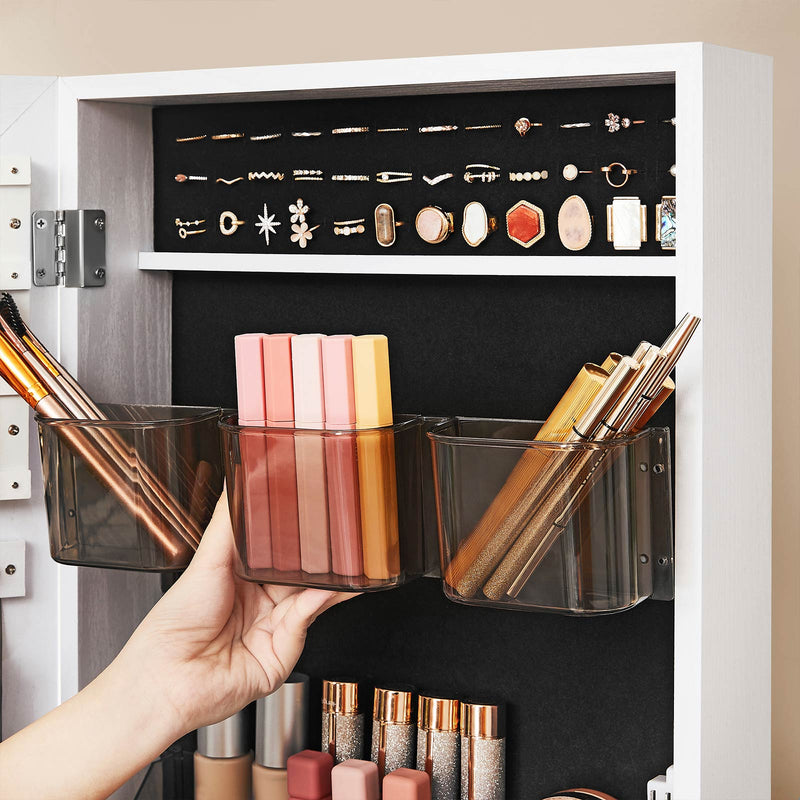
[263,334,302,572]
[322,335,363,577]
[291,334,331,574]
[234,334,272,569]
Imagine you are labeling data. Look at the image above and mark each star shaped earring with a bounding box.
[255,203,281,245]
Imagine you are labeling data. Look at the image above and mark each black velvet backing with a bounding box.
[154,83,675,257]
[171,272,675,800]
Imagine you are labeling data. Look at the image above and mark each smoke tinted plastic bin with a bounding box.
[429,418,673,615]
[220,413,426,591]
[37,404,224,571]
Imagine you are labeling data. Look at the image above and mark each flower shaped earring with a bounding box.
[289,198,320,248]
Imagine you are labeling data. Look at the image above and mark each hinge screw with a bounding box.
[36,269,46,279]
[94,268,106,280]
[7,425,20,436]
[10,272,18,280]
[9,218,21,229]
[94,216,105,231]
[5,564,16,576]
[36,217,47,229]
[11,482,19,489]
[10,166,18,174]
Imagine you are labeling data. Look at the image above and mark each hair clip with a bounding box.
[289,199,319,248]
[250,133,282,140]
[255,203,281,246]
[559,122,592,129]
[376,171,412,183]
[423,173,454,186]
[216,176,244,185]
[464,123,502,131]
[331,174,370,182]
[509,170,548,182]
[175,134,206,143]
[376,127,409,133]
[514,117,543,136]
[174,174,207,182]
[331,126,369,135]
[562,164,593,181]
[419,125,458,133]
[174,218,206,227]
[178,227,206,238]
[291,131,323,137]
[600,162,637,188]
[211,133,244,140]
[219,211,245,236]
[464,164,500,183]
[248,171,284,181]
[333,218,366,236]
[604,112,645,133]
[293,169,324,181]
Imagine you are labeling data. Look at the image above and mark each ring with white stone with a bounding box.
[669,164,676,177]
[509,170,548,182]
[562,164,593,181]
[376,171,413,183]
[333,222,366,236]
[604,112,645,133]
[601,162,637,188]
[174,218,206,227]
[514,117,543,136]
[219,211,245,235]
[462,201,497,247]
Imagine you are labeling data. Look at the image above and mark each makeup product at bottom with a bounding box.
[352,334,400,581]
[372,686,416,779]
[322,678,365,763]
[331,759,379,800]
[416,696,459,800]
[287,750,334,800]
[253,673,310,800]
[194,710,253,800]
[384,768,432,800]
[459,702,505,800]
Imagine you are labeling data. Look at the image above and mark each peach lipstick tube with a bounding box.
[322,335,363,577]
[292,334,331,574]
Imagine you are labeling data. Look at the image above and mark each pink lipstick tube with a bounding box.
[291,334,331,574]
[263,334,302,572]
[234,334,272,569]
[322,335,363,577]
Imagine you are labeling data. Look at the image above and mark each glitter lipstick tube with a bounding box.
[416,695,459,800]
[322,678,365,764]
[460,701,505,800]
[371,686,416,780]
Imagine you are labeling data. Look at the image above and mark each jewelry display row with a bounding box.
[175,113,676,142]
[176,195,676,251]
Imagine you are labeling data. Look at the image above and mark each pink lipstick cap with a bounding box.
[383,768,431,800]
[331,759,379,800]
[292,334,326,429]
[263,333,295,425]
[288,750,334,800]
[322,335,356,430]
[234,333,266,424]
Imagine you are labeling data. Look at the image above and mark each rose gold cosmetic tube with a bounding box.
[372,687,416,780]
[416,696,459,800]
[322,679,365,764]
[194,710,253,800]
[460,702,505,800]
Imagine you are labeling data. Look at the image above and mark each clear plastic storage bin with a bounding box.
[429,418,673,615]
[37,404,223,571]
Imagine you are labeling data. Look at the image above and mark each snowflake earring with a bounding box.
[289,198,320,249]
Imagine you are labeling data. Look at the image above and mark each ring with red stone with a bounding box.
[506,200,545,248]
[514,117,543,136]
[415,206,454,245]
[600,162,637,188]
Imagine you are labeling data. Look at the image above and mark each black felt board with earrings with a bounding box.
[153,82,675,256]
[171,269,676,800]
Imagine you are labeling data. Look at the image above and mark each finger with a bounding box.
[270,589,339,673]
[188,486,235,572]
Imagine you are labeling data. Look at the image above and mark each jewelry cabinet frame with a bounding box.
[0,43,772,799]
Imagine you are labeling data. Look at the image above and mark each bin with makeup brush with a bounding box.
[429,418,673,615]
[37,404,224,571]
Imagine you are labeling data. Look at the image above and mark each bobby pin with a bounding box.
[250,133,282,141]
[216,176,244,185]
[211,133,244,140]
[175,134,206,142]
[248,171,284,181]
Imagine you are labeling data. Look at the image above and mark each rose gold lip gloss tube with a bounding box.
[460,702,505,800]
[417,696,459,800]
[194,710,253,800]
[322,679,365,764]
[371,686,416,780]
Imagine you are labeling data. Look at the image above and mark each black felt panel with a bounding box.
[171,272,675,800]
[154,83,675,257]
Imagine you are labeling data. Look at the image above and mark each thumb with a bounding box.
[188,486,235,572]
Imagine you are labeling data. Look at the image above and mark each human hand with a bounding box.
[120,490,354,739]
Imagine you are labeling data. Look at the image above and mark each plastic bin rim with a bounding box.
[34,404,222,430]
[427,416,668,450]
[218,410,423,435]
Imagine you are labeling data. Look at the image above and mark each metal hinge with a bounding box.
[31,209,106,288]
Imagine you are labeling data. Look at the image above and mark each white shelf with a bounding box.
[138,251,680,278]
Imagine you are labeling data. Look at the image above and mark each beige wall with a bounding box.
[1,1,797,796]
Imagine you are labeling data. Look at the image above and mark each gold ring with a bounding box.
[331,127,369,134]
[462,201,497,248]
[465,123,502,130]
[509,170,548,181]
[216,176,244,185]
[506,200,545,248]
[175,134,206,142]
[248,171,284,181]
[377,127,409,133]
[560,122,591,129]
[331,174,370,182]
[423,173,454,185]
[601,162,637,188]
[174,218,205,227]
[219,211,245,236]
[514,118,543,136]
[178,227,206,238]
[291,131,322,137]
[376,171,412,183]
[562,164,593,181]
[211,133,244,140]
[416,206,454,245]
[250,133,282,140]
[174,174,207,182]
[418,125,458,133]
[604,112,645,133]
